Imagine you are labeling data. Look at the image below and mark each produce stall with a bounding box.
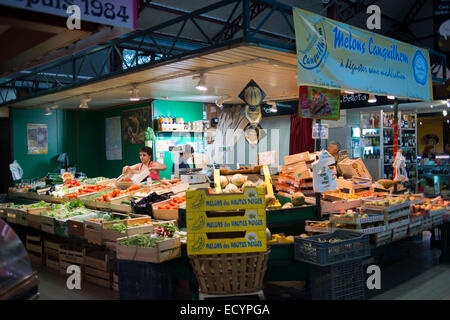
[3,150,450,299]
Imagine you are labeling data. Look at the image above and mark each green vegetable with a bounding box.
[30,201,50,208]
[11,204,24,209]
[109,223,127,233]
[119,234,166,248]
[65,199,84,211]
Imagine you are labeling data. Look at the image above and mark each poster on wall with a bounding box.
[27,124,48,155]
[105,116,122,160]
[123,106,150,144]
[299,86,340,120]
[293,7,433,101]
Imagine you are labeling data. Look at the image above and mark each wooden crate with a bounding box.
[102,217,154,242]
[152,200,179,221]
[28,251,43,265]
[84,266,112,288]
[44,239,60,251]
[59,260,83,277]
[44,250,60,271]
[116,235,181,263]
[110,195,132,213]
[392,225,409,241]
[0,203,14,219]
[386,215,410,230]
[305,197,361,216]
[113,273,118,292]
[84,250,112,272]
[59,248,85,265]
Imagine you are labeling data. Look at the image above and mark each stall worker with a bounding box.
[172,144,195,174]
[122,146,167,181]
[421,144,436,164]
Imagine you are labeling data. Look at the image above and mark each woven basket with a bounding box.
[189,250,270,295]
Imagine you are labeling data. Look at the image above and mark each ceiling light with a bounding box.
[447,119,449,124]
[215,95,230,108]
[430,104,434,108]
[51,103,58,109]
[129,87,140,101]
[444,110,448,117]
[344,91,354,94]
[387,95,395,100]
[368,94,377,103]
[447,100,450,108]
[194,74,207,91]
[390,105,394,109]
[44,107,52,116]
[267,101,277,113]
[419,121,423,125]
[80,96,91,109]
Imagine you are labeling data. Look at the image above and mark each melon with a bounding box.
[265,228,272,241]
[241,180,255,191]
[292,192,305,206]
[377,179,394,189]
[219,176,229,189]
[257,181,267,194]
[231,174,246,188]
[282,202,294,209]
[224,183,239,194]
[265,194,276,207]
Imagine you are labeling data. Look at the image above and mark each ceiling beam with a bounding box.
[0,16,67,34]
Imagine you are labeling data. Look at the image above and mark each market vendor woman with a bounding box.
[122,146,167,181]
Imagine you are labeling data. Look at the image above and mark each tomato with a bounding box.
[96,197,103,202]
[104,195,112,202]
[113,189,121,196]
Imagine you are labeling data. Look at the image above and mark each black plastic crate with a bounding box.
[294,230,370,266]
[117,259,176,300]
[309,259,365,300]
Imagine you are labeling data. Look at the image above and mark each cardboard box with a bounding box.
[284,152,311,165]
[187,208,266,233]
[338,158,372,180]
[187,230,267,255]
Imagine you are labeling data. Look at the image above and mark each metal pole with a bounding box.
[393,98,399,192]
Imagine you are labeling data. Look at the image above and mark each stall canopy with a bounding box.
[293,7,433,102]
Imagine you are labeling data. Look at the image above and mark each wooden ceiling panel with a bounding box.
[12,45,300,110]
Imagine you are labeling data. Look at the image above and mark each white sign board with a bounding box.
[312,123,329,139]
[0,0,137,29]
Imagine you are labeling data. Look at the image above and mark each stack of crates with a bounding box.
[26,232,43,265]
[84,247,115,289]
[59,240,85,278]
[43,237,60,271]
[294,230,370,300]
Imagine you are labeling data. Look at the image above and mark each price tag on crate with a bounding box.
[214,169,221,193]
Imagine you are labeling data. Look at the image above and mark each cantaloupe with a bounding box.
[231,174,246,188]
[292,192,305,206]
[219,176,229,189]
[241,180,255,191]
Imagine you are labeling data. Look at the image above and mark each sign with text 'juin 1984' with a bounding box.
[0,0,137,29]
[293,7,433,101]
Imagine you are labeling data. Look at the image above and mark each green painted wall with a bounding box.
[11,100,204,181]
[153,100,204,179]
[11,108,62,179]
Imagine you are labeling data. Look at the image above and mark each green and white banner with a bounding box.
[293,8,433,101]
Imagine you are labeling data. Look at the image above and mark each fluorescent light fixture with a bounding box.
[344,91,354,94]
[129,87,140,101]
[444,110,448,116]
[194,74,207,91]
[44,107,52,116]
[368,94,377,103]
[430,104,434,108]
[80,96,91,109]
[419,121,423,125]
[387,95,395,100]
[437,155,449,159]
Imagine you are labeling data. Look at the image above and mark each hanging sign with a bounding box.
[238,80,266,107]
[0,0,137,29]
[299,86,340,120]
[434,0,450,54]
[312,123,329,139]
[293,7,433,101]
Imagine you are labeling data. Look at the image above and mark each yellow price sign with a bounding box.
[214,169,221,193]
[262,165,274,196]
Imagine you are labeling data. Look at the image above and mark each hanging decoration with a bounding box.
[239,80,266,108]
[243,105,262,124]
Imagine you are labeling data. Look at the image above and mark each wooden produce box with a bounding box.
[59,247,85,265]
[186,208,266,233]
[371,230,392,247]
[102,217,154,242]
[408,220,423,237]
[26,234,42,255]
[110,195,132,213]
[84,212,129,245]
[116,235,181,263]
[386,215,410,230]
[332,224,387,235]
[421,217,433,231]
[113,273,118,292]
[28,251,44,265]
[67,212,120,239]
[362,199,411,212]
[305,220,331,233]
[336,178,372,191]
[85,267,112,289]
[305,197,361,216]
[392,225,409,241]
[59,260,83,277]
[44,249,60,271]
[432,215,443,227]
[330,212,384,225]
[152,200,180,221]
[429,207,446,217]
[84,250,113,272]
[7,204,34,225]
[0,203,14,219]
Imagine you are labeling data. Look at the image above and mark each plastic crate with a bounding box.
[294,230,370,266]
[117,260,176,300]
[309,259,365,300]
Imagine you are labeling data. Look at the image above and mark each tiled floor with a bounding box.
[34,232,450,300]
